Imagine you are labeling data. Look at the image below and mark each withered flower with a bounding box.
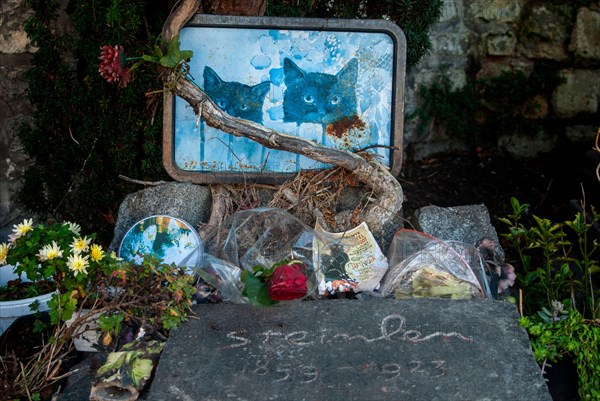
[98,45,131,88]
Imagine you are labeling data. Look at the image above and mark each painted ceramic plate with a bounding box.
[118,215,202,269]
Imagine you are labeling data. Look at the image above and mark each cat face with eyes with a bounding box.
[203,66,270,124]
[282,57,358,126]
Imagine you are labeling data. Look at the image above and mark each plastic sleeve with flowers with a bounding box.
[197,209,326,305]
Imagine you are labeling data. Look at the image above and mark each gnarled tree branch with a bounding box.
[162,0,404,236]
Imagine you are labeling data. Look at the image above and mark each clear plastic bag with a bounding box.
[197,208,349,303]
[203,208,317,270]
[379,229,491,300]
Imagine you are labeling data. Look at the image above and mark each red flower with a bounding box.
[268,262,308,301]
[98,45,131,88]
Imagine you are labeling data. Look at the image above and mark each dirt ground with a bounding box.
[399,147,600,237]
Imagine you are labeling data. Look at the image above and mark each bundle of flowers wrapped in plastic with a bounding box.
[241,259,309,306]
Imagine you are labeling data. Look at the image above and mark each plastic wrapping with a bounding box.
[379,229,492,300]
[118,215,203,273]
[198,208,351,303]
[313,221,388,296]
[195,255,246,304]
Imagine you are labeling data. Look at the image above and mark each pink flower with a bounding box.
[268,262,308,301]
[98,45,131,88]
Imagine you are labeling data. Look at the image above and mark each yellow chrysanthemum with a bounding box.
[0,243,9,265]
[64,221,81,235]
[67,253,89,276]
[11,218,33,240]
[90,244,105,262]
[71,236,91,254]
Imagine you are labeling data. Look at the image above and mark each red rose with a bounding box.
[268,263,308,301]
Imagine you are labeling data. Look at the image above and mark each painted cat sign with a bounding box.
[163,15,406,183]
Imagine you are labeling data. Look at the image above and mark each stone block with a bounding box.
[468,0,521,22]
[0,0,35,54]
[552,69,600,118]
[486,32,517,56]
[147,299,551,401]
[475,57,535,80]
[566,125,598,143]
[569,7,600,64]
[498,129,557,158]
[413,204,504,261]
[519,4,572,61]
[109,182,211,251]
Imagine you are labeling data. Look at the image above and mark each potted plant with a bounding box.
[0,218,198,400]
[0,218,123,327]
[500,197,600,399]
[0,257,54,334]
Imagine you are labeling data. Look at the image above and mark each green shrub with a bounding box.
[500,197,599,317]
[501,197,600,399]
[19,0,173,244]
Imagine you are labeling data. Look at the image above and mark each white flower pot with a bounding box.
[65,308,100,352]
[0,264,53,336]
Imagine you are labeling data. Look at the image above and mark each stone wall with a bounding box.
[1,0,599,238]
[0,0,35,239]
[405,0,600,159]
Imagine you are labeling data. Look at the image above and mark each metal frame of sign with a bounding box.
[163,14,406,184]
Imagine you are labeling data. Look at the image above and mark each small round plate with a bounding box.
[118,215,202,269]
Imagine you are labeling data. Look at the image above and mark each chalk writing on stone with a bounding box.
[237,358,448,384]
[221,313,471,351]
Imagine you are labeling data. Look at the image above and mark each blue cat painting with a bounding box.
[203,66,270,124]
[282,57,359,126]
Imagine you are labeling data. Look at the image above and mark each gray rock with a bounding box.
[413,204,504,261]
[518,3,572,61]
[468,0,522,22]
[569,7,600,65]
[552,69,600,118]
[486,31,517,56]
[147,298,551,401]
[109,182,211,251]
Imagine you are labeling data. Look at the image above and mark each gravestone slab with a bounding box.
[147,299,550,401]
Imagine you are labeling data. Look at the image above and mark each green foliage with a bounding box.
[266,0,444,67]
[502,197,600,399]
[98,311,125,342]
[19,0,174,244]
[500,197,599,318]
[139,35,194,94]
[141,36,193,70]
[241,263,280,306]
[520,310,600,400]
[100,254,197,333]
[414,63,564,149]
